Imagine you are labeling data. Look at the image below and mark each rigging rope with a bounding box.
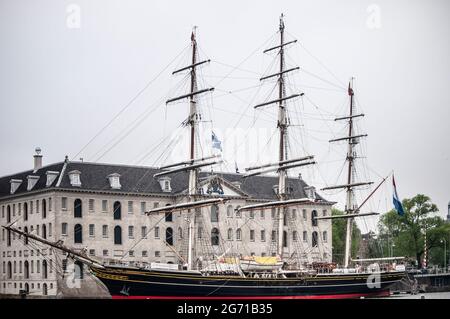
[71,44,190,161]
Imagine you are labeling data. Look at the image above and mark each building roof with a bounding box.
[0,160,330,202]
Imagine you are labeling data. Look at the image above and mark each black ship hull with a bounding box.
[90,266,405,299]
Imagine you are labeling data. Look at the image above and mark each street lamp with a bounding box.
[441,239,447,271]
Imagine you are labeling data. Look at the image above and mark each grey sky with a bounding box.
[1,0,449,232]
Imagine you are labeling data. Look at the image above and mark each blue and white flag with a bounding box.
[392,175,405,216]
[212,131,222,152]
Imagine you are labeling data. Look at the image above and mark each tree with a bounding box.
[332,208,361,265]
[377,194,448,268]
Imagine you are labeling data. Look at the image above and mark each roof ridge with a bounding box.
[0,161,65,180]
[67,160,160,170]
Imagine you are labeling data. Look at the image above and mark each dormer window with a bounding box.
[46,171,59,187]
[27,176,39,191]
[304,186,316,200]
[68,170,82,187]
[157,177,171,193]
[10,179,23,194]
[108,173,121,190]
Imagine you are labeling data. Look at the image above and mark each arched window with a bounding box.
[114,226,122,245]
[74,199,82,218]
[113,201,121,220]
[23,202,28,221]
[312,231,318,247]
[211,228,220,246]
[178,227,183,240]
[42,283,48,296]
[7,205,11,223]
[24,283,29,294]
[292,230,298,242]
[166,227,173,246]
[7,229,11,246]
[74,224,82,243]
[42,224,47,239]
[311,210,318,227]
[211,204,219,223]
[236,228,242,241]
[42,260,48,279]
[24,261,29,279]
[24,227,29,245]
[283,231,288,247]
[42,199,47,219]
[227,228,233,240]
[7,261,12,279]
[226,205,233,217]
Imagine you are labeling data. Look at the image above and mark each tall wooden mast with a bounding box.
[164,28,215,270]
[277,15,288,256]
[322,79,372,268]
[188,29,199,197]
[165,29,214,196]
[250,15,315,256]
[278,15,287,199]
[343,80,356,268]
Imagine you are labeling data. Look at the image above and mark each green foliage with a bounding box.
[377,194,449,268]
[332,208,361,265]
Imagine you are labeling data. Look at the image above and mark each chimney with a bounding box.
[33,147,43,171]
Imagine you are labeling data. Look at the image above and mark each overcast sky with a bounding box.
[0,0,449,232]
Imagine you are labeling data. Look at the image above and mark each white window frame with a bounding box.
[88,199,95,212]
[61,197,67,210]
[128,226,134,238]
[89,224,95,237]
[128,201,134,214]
[102,200,108,212]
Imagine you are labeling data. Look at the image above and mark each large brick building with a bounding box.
[0,151,333,297]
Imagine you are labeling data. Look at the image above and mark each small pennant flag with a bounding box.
[392,175,405,216]
[212,131,222,152]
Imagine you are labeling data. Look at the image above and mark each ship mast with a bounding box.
[247,14,315,257]
[343,80,356,268]
[188,29,199,196]
[321,79,373,268]
[277,15,288,256]
[161,28,215,270]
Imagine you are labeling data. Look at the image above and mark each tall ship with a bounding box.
[3,15,405,299]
